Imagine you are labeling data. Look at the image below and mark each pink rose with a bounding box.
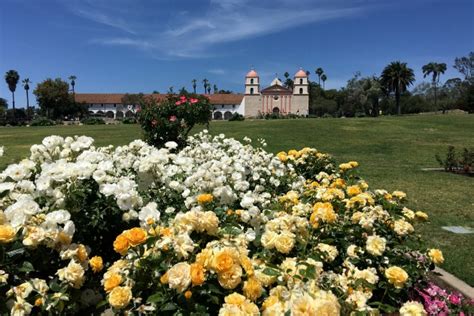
[175,101,182,105]
[180,96,186,101]
[169,115,177,122]
[151,119,158,127]
[448,294,461,305]
[190,98,198,104]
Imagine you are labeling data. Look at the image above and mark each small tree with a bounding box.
[33,78,73,119]
[138,94,212,148]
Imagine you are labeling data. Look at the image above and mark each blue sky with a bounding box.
[0,0,473,108]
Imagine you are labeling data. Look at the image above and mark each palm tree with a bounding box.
[202,79,209,94]
[68,75,77,94]
[321,74,327,90]
[207,84,211,94]
[5,70,20,116]
[192,79,197,94]
[422,62,447,110]
[284,72,290,79]
[22,78,31,119]
[315,67,324,86]
[213,84,218,94]
[380,61,415,115]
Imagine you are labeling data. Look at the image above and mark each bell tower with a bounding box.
[245,68,260,95]
[293,68,309,95]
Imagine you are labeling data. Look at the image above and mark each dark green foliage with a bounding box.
[30,116,56,126]
[81,117,105,125]
[228,112,245,121]
[122,117,137,124]
[436,146,473,174]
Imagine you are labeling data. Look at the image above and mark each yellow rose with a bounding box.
[124,227,147,247]
[224,292,246,305]
[184,290,192,300]
[34,298,43,306]
[77,244,89,263]
[312,202,337,224]
[243,277,263,301]
[108,286,132,309]
[212,249,236,272]
[339,163,353,171]
[262,295,279,310]
[190,263,205,286]
[366,235,386,256]
[113,234,129,255]
[274,232,295,254]
[349,161,359,167]
[347,185,362,196]
[392,191,407,199]
[415,211,429,220]
[197,193,213,204]
[89,256,103,273]
[218,264,242,289]
[104,273,122,292]
[399,300,427,316]
[277,152,288,162]
[428,249,444,265]
[0,225,16,243]
[167,262,191,292]
[385,266,409,289]
[56,260,85,289]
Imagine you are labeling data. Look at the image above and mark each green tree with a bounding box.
[121,93,145,109]
[192,79,197,94]
[380,61,415,115]
[422,62,447,110]
[33,78,73,119]
[321,74,327,90]
[213,84,218,94]
[22,78,31,119]
[315,67,324,86]
[207,83,211,94]
[5,70,20,115]
[68,75,77,94]
[453,52,473,82]
[0,97,7,117]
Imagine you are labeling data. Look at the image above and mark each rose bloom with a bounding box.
[274,231,295,254]
[108,286,132,309]
[0,225,16,243]
[399,300,427,316]
[169,115,177,122]
[167,262,192,292]
[212,248,237,272]
[428,248,444,265]
[366,235,386,256]
[347,185,362,196]
[197,193,214,204]
[218,265,243,289]
[104,273,122,292]
[415,211,429,220]
[124,227,147,247]
[385,266,409,289]
[190,263,205,286]
[113,234,129,255]
[243,277,263,301]
[57,260,85,289]
[89,256,103,273]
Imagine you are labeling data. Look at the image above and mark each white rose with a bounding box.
[167,262,191,292]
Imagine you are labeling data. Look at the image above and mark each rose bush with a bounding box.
[0,132,471,315]
[138,94,212,148]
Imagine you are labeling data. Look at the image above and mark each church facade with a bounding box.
[75,68,309,119]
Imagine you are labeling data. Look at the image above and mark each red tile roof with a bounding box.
[75,93,244,105]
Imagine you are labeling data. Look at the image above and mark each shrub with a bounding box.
[122,117,137,124]
[138,94,212,148]
[30,116,56,126]
[0,133,456,315]
[228,113,245,121]
[435,146,473,174]
[81,117,105,125]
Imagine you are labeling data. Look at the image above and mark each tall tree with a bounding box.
[321,74,327,90]
[284,72,290,79]
[213,84,218,94]
[192,79,197,94]
[207,84,211,94]
[453,52,473,82]
[315,67,324,86]
[68,75,77,94]
[422,62,447,109]
[5,70,20,116]
[22,78,31,119]
[380,61,415,115]
[202,79,209,94]
[33,78,74,119]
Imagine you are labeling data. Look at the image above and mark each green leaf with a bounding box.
[147,292,164,304]
[262,267,280,276]
[161,302,177,311]
[18,261,34,273]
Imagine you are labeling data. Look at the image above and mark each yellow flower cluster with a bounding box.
[113,227,148,255]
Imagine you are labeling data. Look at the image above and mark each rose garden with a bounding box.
[0,95,473,315]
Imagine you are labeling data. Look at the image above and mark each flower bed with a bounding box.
[0,132,472,315]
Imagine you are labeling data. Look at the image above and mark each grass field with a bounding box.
[1,114,473,285]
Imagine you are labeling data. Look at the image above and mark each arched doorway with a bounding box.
[125,110,134,118]
[105,111,115,118]
[224,111,233,120]
[116,111,124,119]
[96,111,104,117]
[213,111,223,120]
[272,107,280,114]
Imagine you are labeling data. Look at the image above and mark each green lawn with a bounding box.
[1,114,473,285]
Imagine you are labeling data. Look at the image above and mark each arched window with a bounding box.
[300,78,303,84]
[299,88,303,94]
[250,78,254,84]
[213,111,223,120]
[224,111,233,120]
[250,87,254,94]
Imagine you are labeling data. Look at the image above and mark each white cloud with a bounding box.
[208,69,226,75]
